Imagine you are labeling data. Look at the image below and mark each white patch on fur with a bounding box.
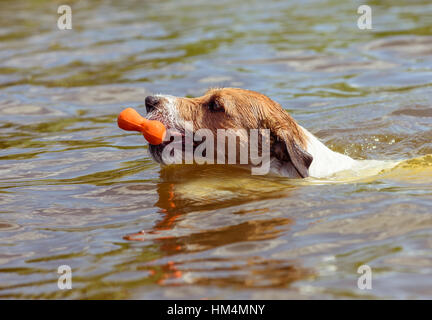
[300,126,357,178]
[154,94,181,128]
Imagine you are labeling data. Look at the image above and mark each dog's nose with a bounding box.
[145,96,160,113]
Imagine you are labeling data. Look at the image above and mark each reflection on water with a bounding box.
[0,0,432,299]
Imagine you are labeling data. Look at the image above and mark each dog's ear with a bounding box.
[272,137,313,178]
[266,110,313,178]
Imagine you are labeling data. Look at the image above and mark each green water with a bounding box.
[0,0,431,299]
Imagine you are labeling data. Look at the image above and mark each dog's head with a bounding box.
[145,88,313,177]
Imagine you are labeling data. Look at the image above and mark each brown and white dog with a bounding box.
[144,88,363,178]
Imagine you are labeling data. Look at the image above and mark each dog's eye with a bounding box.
[208,99,224,112]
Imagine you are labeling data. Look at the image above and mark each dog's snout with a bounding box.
[145,96,160,112]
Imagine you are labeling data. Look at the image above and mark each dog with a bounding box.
[144,88,397,179]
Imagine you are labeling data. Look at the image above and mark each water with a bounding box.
[0,0,431,299]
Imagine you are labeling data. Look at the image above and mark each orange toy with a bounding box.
[117,107,166,145]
